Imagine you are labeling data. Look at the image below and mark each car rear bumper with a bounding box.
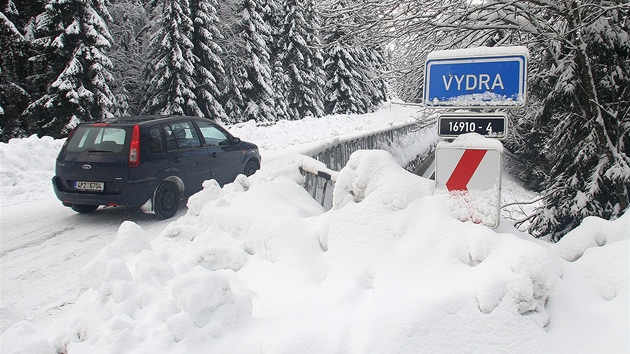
[52,176,156,207]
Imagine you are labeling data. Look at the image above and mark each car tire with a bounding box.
[244,159,259,177]
[71,204,99,214]
[154,181,181,220]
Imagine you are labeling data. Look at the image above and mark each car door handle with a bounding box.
[173,157,180,163]
[210,152,218,158]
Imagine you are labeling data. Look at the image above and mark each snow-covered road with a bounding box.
[1,197,186,328]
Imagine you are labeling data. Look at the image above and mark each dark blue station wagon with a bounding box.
[52,115,261,219]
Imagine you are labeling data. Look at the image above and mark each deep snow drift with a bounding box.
[1,105,628,353]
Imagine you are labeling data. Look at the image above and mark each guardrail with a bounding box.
[312,123,420,170]
[300,120,437,209]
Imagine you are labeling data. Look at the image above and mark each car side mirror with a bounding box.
[231,137,241,144]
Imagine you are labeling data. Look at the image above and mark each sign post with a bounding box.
[424,46,529,228]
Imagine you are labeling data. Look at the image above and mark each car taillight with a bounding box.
[128,124,140,167]
[61,128,76,150]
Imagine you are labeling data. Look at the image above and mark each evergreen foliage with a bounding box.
[276,0,325,120]
[321,0,389,115]
[107,0,151,116]
[222,0,275,123]
[23,0,116,138]
[323,33,364,115]
[525,2,630,240]
[0,10,31,141]
[264,0,291,121]
[189,0,227,121]
[142,0,200,116]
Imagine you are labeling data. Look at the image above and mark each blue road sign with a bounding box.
[424,51,527,108]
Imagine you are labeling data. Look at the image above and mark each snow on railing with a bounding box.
[300,121,437,209]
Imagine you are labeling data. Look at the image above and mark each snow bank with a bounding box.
[3,149,625,353]
[227,103,421,155]
[550,212,629,262]
[0,135,64,206]
[0,103,423,207]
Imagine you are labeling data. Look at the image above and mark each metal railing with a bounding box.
[300,120,437,209]
[312,123,420,170]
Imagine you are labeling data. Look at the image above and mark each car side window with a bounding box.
[164,121,201,150]
[149,126,165,153]
[197,121,230,146]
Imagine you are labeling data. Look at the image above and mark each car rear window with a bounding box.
[65,126,128,154]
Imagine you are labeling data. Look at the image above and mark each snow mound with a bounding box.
[4,149,626,353]
[550,212,629,261]
[332,149,434,209]
[0,135,64,206]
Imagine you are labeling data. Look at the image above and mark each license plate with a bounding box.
[74,181,104,191]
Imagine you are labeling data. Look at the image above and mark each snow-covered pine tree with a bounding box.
[216,0,247,124]
[222,0,275,123]
[527,2,630,240]
[322,37,364,114]
[107,0,151,116]
[190,0,228,121]
[321,1,367,115]
[23,0,116,138]
[263,0,291,121]
[276,0,325,120]
[270,55,291,121]
[360,45,389,110]
[142,0,200,116]
[321,0,389,115]
[0,8,32,141]
[220,47,248,124]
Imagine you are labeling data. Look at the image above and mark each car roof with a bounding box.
[93,115,215,126]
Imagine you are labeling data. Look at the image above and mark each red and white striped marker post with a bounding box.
[435,140,502,228]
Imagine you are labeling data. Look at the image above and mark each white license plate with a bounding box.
[74,181,104,191]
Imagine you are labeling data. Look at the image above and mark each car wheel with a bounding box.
[154,181,181,220]
[71,204,99,214]
[244,159,259,177]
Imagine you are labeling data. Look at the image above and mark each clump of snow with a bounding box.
[0,302,25,333]
[80,221,153,291]
[427,46,530,60]
[446,132,504,151]
[427,92,525,107]
[0,321,53,353]
[550,212,630,262]
[439,188,501,227]
[332,149,434,210]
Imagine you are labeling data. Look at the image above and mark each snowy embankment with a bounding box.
[1,104,628,353]
[0,135,65,206]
